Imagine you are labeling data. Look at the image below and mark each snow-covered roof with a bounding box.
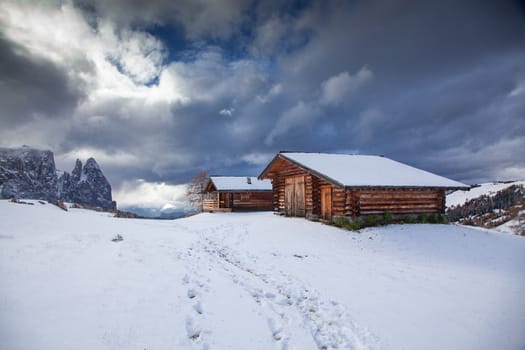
[263,152,468,189]
[209,176,272,191]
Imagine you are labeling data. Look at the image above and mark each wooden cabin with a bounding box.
[203,176,273,212]
[259,152,469,221]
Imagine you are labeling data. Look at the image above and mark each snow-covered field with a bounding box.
[1,200,524,350]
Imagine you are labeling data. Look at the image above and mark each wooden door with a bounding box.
[221,192,233,208]
[321,186,332,220]
[219,192,224,208]
[284,176,306,216]
[285,178,294,216]
[295,177,305,216]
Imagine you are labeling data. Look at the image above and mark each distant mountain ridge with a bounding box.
[120,205,190,219]
[0,146,116,210]
[446,181,525,236]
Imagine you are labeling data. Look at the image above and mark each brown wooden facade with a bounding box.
[259,154,449,221]
[203,181,272,212]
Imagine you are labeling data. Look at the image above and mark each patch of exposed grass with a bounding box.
[329,212,448,231]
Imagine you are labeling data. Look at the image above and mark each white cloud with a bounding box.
[0,1,180,107]
[241,152,274,165]
[257,83,282,103]
[355,108,385,143]
[166,0,250,40]
[150,152,197,177]
[113,179,188,210]
[0,0,274,176]
[0,119,71,153]
[0,0,271,127]
[251,16,288,56]
[428,136,525,183]
[320,67,373,106]
[55,148,142,171]
[494,166,525,181]
[509,78,525,97]
[0,2,89,65]
[265,101,320,145]
[161,52,270,105]
[264,67,373,145]
[219,107,235,117]
[109,29,166,85]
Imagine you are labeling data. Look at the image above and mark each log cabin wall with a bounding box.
[345,188,446,216]
[218,192,232,208]
[269,160,332,217]
[271,176,283,212]
[205,191,272,211]
[231,191,273,211]
[271,181,446,218]
[269,161,310,214]
[202,199,217,211]
[311,176,321,217]
[263,155,448,219]
[332,187,347,217]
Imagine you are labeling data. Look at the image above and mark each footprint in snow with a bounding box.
[193,301,203,315]
[268,317,290,349]
[185,317,201,341]
[268,318,284,340]
[265,292,276,299]
[187,288,197,299]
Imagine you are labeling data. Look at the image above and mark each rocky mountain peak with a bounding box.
[71,159,83,182]
[0,146,57,200]
[59,157,115,210]
[0,147,116,210]
[85,157,99,170]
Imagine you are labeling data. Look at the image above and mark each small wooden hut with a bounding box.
[259,152,469,221]
[203,176,273,212]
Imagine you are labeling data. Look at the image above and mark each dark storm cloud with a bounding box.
[54,42,279,185]
[74,0,253,40]
[0,34,85,127]
[278,0,525,85]
[1,0,524,210]
[267,0,525,183]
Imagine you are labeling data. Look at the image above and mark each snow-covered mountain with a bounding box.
[1,199,524,350]
[119,203,190,219]
[446,181,525,235]
[0,146,116,210]
[0,146,57,199]
[58,158,115,210]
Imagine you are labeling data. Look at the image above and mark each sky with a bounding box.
[1,0,524,214]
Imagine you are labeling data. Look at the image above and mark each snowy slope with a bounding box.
[1,201,524,350]
[495,210,525,235]
[446,181,525,235]
[446,180,525,207]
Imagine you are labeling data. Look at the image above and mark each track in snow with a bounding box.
[177,222,380,350]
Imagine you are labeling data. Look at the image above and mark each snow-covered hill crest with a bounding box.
[446,181,525,235]
[1,200,524,350]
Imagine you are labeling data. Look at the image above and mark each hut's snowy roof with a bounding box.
[271,152,468,189]
[209,176,272,191]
